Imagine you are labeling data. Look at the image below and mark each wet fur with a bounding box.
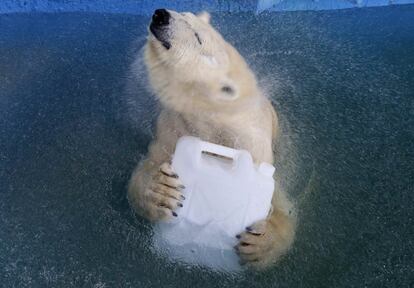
[128,10,296,269]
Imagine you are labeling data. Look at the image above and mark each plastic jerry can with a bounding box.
[153,136,275,271]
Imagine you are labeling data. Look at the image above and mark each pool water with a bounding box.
[0,5,413,287]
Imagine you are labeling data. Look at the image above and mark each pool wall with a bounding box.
[1,0,414,14]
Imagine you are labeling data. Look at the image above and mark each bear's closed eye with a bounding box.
[195,32,202,45]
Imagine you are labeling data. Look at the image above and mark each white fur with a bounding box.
[128,10,296,269]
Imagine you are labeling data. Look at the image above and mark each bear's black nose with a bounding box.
[152,9,170,27]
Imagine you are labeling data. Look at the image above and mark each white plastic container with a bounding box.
[153,136,274,271]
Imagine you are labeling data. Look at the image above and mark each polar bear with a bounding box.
[128,9,296,269]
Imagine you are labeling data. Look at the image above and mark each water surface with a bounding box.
[0,5,413,287]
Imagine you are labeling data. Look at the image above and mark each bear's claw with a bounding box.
[235,220,277,269]
[142,162,185,221]
[159,162,177,178]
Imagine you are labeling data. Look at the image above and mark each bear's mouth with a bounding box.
[150,24,171,50]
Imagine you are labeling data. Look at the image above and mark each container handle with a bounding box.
[199,141,239,160]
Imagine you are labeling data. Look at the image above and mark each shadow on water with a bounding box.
[0,6,413,287]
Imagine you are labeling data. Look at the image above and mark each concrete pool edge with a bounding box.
[1,0,414,15]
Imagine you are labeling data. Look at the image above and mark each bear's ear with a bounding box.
[218,80,239,101]
[197,11,211,24]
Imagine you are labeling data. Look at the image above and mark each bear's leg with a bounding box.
[128,162,185,222]
[235,187,296,269]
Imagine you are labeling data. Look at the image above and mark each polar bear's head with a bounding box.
[144,9,260,114]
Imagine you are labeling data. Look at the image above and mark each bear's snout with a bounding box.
[150,9,171,49]
[152,9,170,27]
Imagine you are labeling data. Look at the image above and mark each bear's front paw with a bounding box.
[141,162,185,222]
[235,216,294,270]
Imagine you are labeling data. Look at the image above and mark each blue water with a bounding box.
[0,5,413,287]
